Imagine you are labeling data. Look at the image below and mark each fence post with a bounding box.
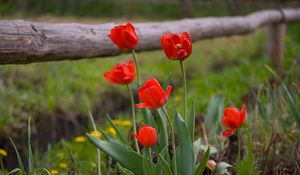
[268,23,286,76]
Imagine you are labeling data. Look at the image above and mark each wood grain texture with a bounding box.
[0,8,300,64]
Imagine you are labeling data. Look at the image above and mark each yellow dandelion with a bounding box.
[107,127,116,137]
[59,162,68,169]
[90,130,102,138]
[50,169,59,175]
[0,148,7,157]
[121,120,132,127]
[112,119,122,125]
[74,136,86,143]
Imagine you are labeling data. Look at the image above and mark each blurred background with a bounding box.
[0,0,300,174]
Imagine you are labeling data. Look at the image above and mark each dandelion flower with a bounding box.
[90,130,102,138]
[107,127,116,137]
[59,162,68,169]
[74,136,86,143]
[112,119,122,125]
[0,148,7,157]
[122,120,132,127]
[50,169,59,175]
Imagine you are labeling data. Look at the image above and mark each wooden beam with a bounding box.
[0,8,300,64]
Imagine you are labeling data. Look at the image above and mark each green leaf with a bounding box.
[193,138,202,160]
[9,137,25,173]
[142,109,157,130]
[106,114,128,144]
[32,168,51,175]
[194,146,210,175]
[157,108,169,158]
[174,112,195,175]
[87,134,150,175]
[28,117,35,175]
[98,128,116,142]
[188,102,195,142]
[237,126,254,175]
[205,95,224,134]
[215,162,232,175]
[143,158,155,175]
[8,168,22,175]
[117,163,134,175]
[157,154,173,175]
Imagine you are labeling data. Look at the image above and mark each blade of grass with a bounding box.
[9,137,25,173]
[28,117,35,175]
[194,146,210,175]
[88,109,102,175]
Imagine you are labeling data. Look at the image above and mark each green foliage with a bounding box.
[237,126,254,175]
[174,112,195,175]
[86,135,149,175]
[194,146,210,175]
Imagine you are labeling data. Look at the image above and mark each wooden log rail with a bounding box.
[0,8,300,65]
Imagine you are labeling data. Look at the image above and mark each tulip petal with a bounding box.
[222,129,235,137]
[239,104,246,127]
[165,85,172,98]
[221,117,237,129]
[135,103,152,108]
[223,107,240,128]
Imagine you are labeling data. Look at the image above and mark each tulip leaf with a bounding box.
[157,154,173,175]
[142,109,157,130]
[193,138,202,160]
[157,108,169,160]
[98,128,115,142]
[143,158,155,175]
[87,134,149,175]
[174,112,195,175]
[194,146,210,175]
[117,163,134,175]
[188,102,195,142]
[205,95,224,134]
[215,162,232,175]
[106,114,128,145]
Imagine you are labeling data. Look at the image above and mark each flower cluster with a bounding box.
[87,22,247,175]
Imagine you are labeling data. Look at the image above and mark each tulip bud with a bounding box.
[108,22,138,51]
[135,78,172,109]
[132,125,157,147]
[206,160,217,172]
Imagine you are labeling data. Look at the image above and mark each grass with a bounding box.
[0,21,299,174]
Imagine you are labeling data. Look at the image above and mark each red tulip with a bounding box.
[135,78,172,109]
[160,32,192,61]
[108,22,138,51]
[104,60,135,85]
[221,104,246,137]
[132,125,157,147]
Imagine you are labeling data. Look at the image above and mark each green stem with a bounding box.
[179,60,187,121]
[237,129,241,168]
[148,147,152,162]
[127,84,140,154]
[161,107,177,175]
[131,50,141,87]
[0,158,3,170]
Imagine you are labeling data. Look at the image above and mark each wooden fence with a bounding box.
[0,8,300,73]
